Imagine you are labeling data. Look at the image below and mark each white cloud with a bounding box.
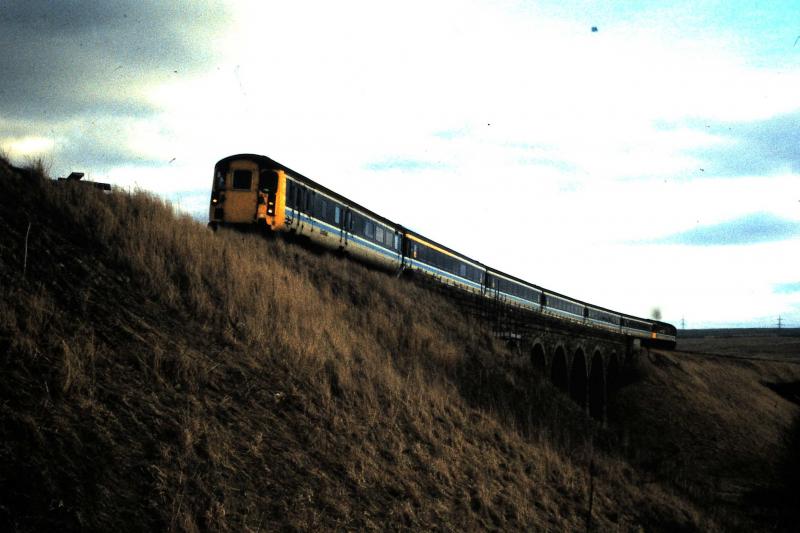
[1,135,55,158]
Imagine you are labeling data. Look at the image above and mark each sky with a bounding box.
[1,0,799,328]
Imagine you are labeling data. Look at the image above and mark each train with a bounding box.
[208,154,677,349]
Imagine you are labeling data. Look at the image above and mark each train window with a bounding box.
[334,206,341,224]
[232,170,252,190]
[412,244,418,258]
[365,220,374,239]
[326,201,338,224]
[393,234,400,250]
[441,253,451,272]
[285,181,295,208]
[459,264,467,277]
[259,169,279,192]
[315,197,326,218]
[375,226,384,243]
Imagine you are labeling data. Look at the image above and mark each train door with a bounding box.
[285,179,298,227]
[223,161,259,223]
[257,169,284,230]
[393,232,402,263]
[492,276,501,303]
[339,207,348,246]
[343,209,353,247]
[297,186,312,235]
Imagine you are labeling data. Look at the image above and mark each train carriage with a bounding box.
[403,230,485,294]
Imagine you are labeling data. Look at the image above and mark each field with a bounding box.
[1,157,799,531]
[678,329,800,361]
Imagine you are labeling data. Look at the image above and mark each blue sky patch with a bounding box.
[657,111,800,177]
[433,128,467,140]
[365,159,449,172]
[774,282,800,294]
[653,212,800,246]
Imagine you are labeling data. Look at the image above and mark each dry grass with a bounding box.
[613,342,800,531]
[0,157,777,531]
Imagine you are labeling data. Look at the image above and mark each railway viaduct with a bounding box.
[421,276,642,423]
[508,330,633,422]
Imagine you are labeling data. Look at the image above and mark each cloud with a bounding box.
[651,212,800,246]
[0,1,233,177]
[774,282,800,294]
[0,1,232,120]
[1,113,174,174]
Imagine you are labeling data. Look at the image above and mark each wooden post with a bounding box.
[22,222,31,280]
[585,458,596,533]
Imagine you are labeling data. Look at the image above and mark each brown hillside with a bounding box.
[613,337,800,530]
[1,157,792,531]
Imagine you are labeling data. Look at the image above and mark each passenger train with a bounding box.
[209,154,677,349]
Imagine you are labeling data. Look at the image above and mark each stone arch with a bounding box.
[531,342,546,374]
[589,349,605,420]
[551,344,569,393]
[570,347,588,410]
[605,352,622,421]
[590,345,604,361]
[607,352,621,394]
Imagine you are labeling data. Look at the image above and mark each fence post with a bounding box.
[23,222,31,280]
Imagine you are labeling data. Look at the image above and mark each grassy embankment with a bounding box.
[614,336,800,530]
[1,157,798,531]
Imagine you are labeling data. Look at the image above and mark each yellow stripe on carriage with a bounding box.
[406,233,463,262]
